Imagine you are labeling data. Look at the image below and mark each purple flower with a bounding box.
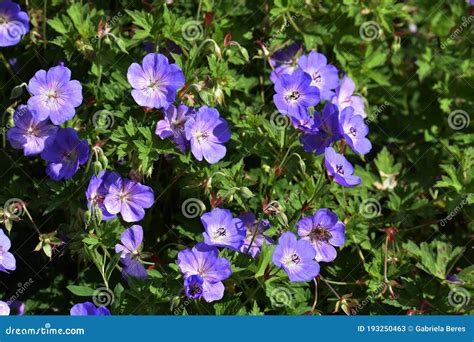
[177,243,232,302]
[184,275,204,299]
[339,106,372,155]
[297,209,345,262]
[446,273,464,285]
[324,147,361,187]
[86,171,121,221]
[273,69,320,120]
[269,42,302,83]
[104,177,154,222]
[115,225,147,280]
[184,106,230,164]
[331,75,366,118]
[272,232,320,282]
[127,53,185,109]
[6,105,57,156]
[70,302,111,316]
[238,213,273,258]
[40,128,89,181]
[0,301,9,316]
[9,300,24,315]
[27,65,83,125]
[300,103,341,155]
[201,208,245,251]
[155,104,194,152]
[0,229,16,273]
[0,1,29,47]
[297,51,339,101]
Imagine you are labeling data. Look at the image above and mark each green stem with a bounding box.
[319,275,341,299]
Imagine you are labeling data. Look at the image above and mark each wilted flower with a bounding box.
[7,105,57,156]
[238,212,273,258]
[185,106,230,164]
[104,177,154,222]
[300,103,341,155]
[70,302,111,316]
[201,208,245,251]
[127,53,185,109]
[297,208,346,262]
[272,232,320,282]
[177,243,232,302]
[0,0,29,47]
[324,147,361,187]
[86,171,121,221]
[27,65,83,125]
[297,51,339,100]
[0,229,15,273]
[269,42,302,83]
[40,128,89,181]
[115,225,147,280]
[155,104,194,152]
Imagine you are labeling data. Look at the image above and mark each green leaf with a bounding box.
[67,285,95,297]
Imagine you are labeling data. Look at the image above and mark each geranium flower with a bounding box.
[0,301,9,316]
[9,300,24,315]
[324,146,361,187]
[127,53,185,109]
[300,103,341,155]
[177,243,232,302]
[297,51,339,100]
[115,225,147,280]
[238,212,273,258]
[297,208,346,262]
[70,302,110,316]
[104,177,154,222]
[269,42,302,83]
[331,74,366,118]
[0,229,15,274]
[27,65,83,125]
[0,0,29,47]
[201,208,245,251]
[272,232,320,282]
[339,106,372,155]
[40,128,89,181]
[86,171,121,221]
[273,69,320,120]
[155,104,194,152]
[6,105,57,156]
[184,106,230,164]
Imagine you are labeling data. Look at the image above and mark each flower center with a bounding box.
[290,253,301,264]
[285,90,301,103]
[312,72,322,83]
[195,130,209,142]
[171,120,184,134]
[46,89,59,101]
[63,150,77,162]
[336,164,344,175]
[118,190,129,202]
[309,225,332,242]
[26,126,37,137]
[148,80,160,90]
[0,16,8,26]
[284,252,301,267]
[349,127,357,137]
[188,282,202,296]
[213,227,226,239]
